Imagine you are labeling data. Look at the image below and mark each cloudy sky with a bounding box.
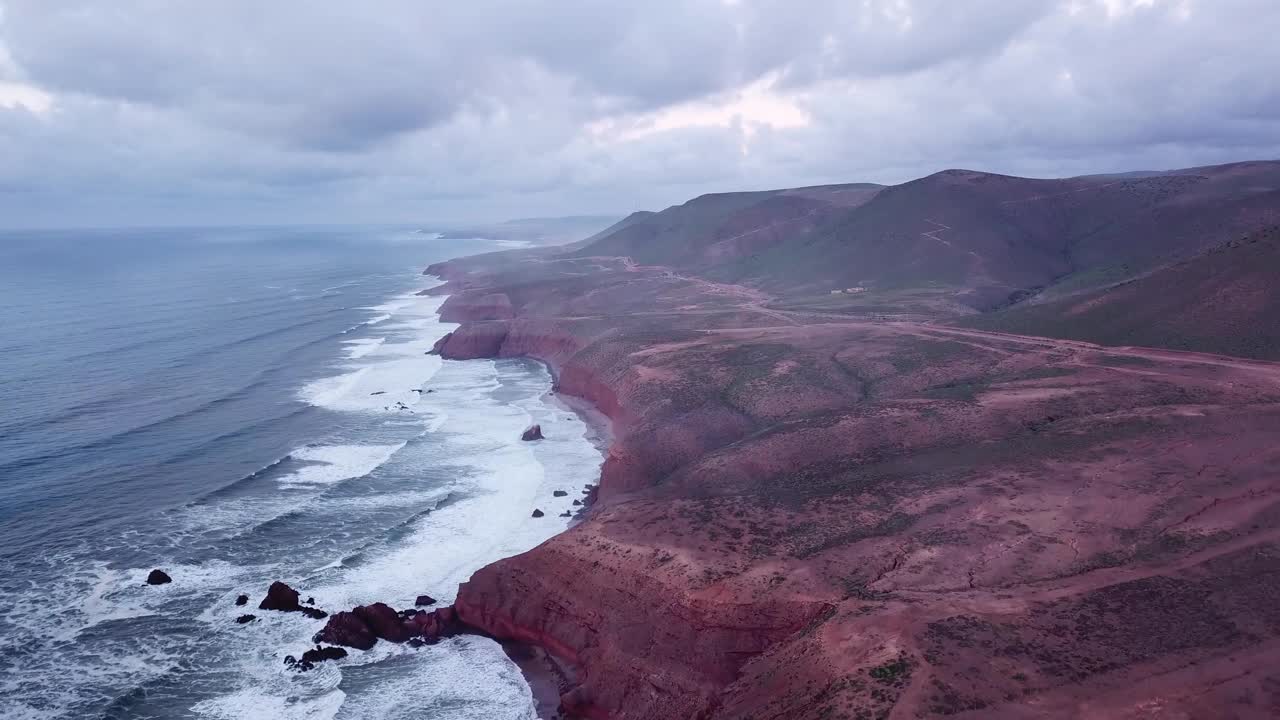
[1,0,1277,227]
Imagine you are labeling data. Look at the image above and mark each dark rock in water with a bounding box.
[553,490,568,497]
[259,581,302,612]
[146,569,172,585]
[521,424,544,441]
[283,655,297,666]
[235,614,256,624]
[301,645,348,665]
[560,511,572,518]
[314,611,376,651]
[531,509,545,518]
[256,582,324,618]
[405,606,462,643]
[235,594,249,606]
[573,499,582,506]
[305,597,315,605]
[408,638,425,648]
[415,594,437,607]
[355,602,411,643]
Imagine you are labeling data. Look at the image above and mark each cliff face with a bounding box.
[455,524,834,718]
[427,251,1280,719]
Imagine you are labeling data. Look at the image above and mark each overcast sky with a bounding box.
[1,0,1277,227]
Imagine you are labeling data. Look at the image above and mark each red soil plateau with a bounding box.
[430,161,1280,719]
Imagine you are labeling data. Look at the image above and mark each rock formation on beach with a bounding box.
[423,160,1280,719]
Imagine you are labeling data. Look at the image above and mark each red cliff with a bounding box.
[428,162,1280,718]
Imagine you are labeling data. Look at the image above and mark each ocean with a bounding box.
[0,226,602,719]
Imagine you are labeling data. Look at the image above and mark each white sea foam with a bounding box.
[191,686,346,720]
[342,337,385,359]
[299,292,453,414]
[0,556,245,720]
[276,443,408,489]
[83,560,257,633]
[333,636,539,720]
[201,283,603,720]
[286,358,602,714]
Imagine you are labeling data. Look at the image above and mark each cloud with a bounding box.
[0,0,1277,227]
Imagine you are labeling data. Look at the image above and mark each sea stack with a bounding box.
[259,581,302,612]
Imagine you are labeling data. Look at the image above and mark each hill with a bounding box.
[568,160,1280,311]
[963,225,1280,359]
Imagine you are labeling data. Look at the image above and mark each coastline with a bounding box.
[422,274,611,719]
[498,371,613,720]
[422,247,1280,719]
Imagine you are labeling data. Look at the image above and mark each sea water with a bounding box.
[0,226,601,719]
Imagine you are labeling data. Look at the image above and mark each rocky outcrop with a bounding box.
[259,581,302,612]
[286,645,349,672]
[315,611,377,650]
[405,606,463,643]
[521,424,544,441]
[301,645,347,664]
[145,569,171,585]
[259,581,328,619]
[354,602,411,643]
[415,594,437,607]
[430,322,509,359]
[314,603,465,651]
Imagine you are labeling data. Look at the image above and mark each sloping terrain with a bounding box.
[964,226,1280,360]
[571,184,882,269]
[425,251,1280,719]
[417,159,1280,719]
[569,160,1280,312]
